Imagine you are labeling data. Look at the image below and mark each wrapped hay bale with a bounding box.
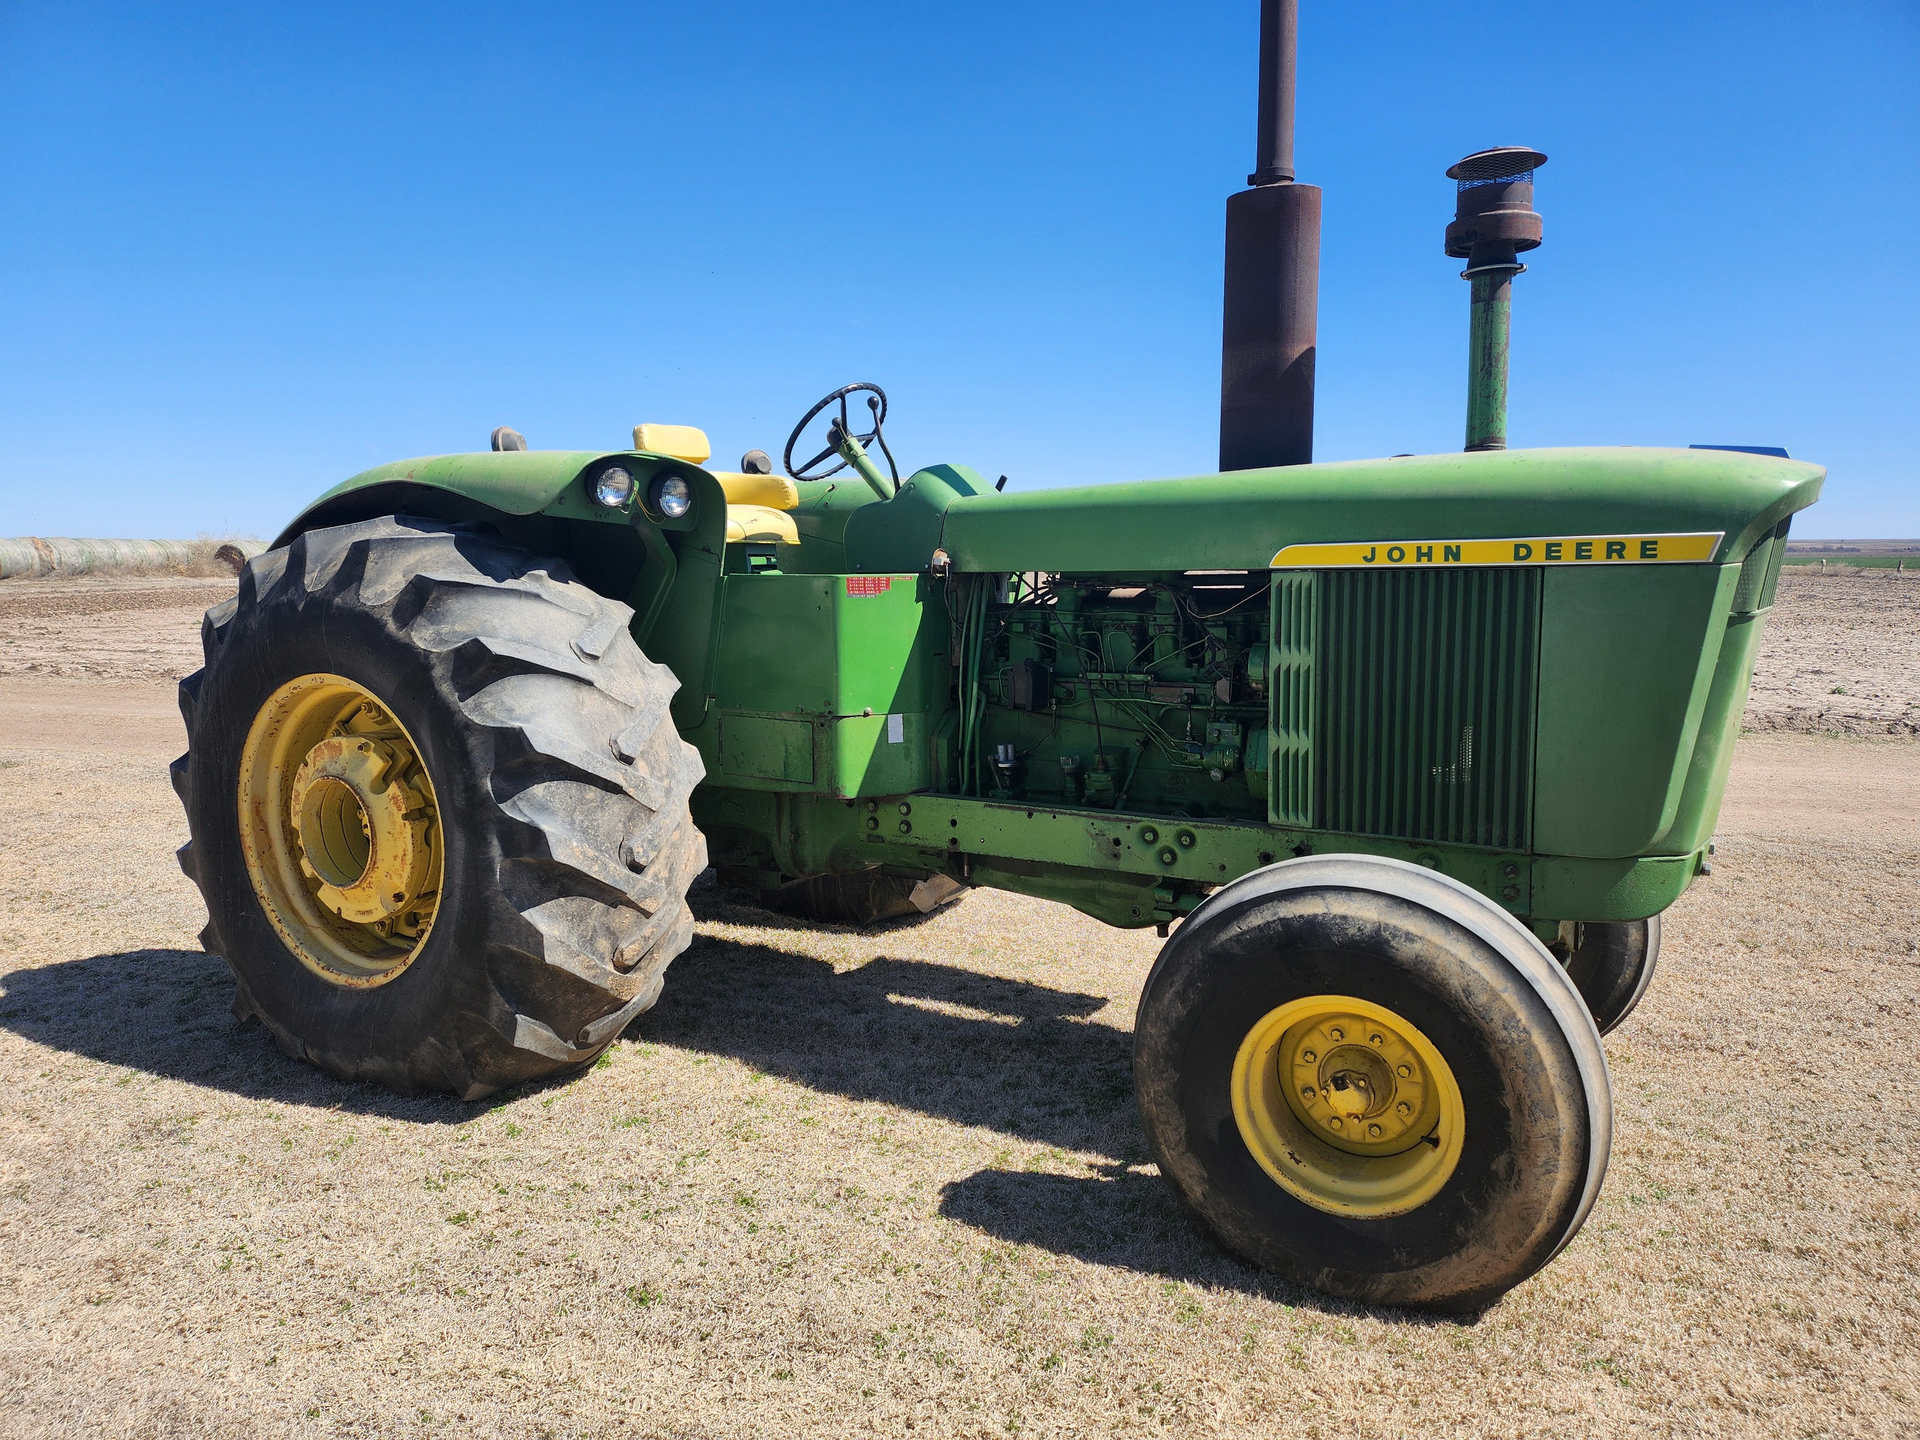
[0,537,206,579]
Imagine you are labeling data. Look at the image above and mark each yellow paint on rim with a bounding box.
[237,673,443,988]
[1230,994,1465,1218]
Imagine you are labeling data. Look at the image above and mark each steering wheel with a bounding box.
[783,382,900,484]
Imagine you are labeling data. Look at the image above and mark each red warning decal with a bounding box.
[845,576,893,597]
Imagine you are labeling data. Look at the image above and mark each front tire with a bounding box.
[1564,917,1661,1034]
[1134,855,1610,1312]
[171,516,706,1099]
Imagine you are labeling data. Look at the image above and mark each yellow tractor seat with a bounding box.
[724,504,800,545]
[629,424,801,534]
[710,470,800,510]
[631,423,712,464]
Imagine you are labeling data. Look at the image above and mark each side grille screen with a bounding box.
[1269,572,1317,826]
[1314,568,1540,850]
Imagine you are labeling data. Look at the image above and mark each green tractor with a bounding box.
[170,6,1819,1311]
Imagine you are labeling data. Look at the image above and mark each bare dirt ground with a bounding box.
[1745,570,1920,736]
[0,572,1915,1438]
[0,577,236,682]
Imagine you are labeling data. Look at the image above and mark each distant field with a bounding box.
[1784,539,1920,568]
[1782,554,1912,568]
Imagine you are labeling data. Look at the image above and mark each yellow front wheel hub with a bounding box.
[238,674,444,987]
[1230,995,1465,1218]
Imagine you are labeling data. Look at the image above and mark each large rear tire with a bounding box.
[1134,855,1610,1312]
[171,516,706,1099]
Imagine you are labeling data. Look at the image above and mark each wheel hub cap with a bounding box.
[1287,1019,1436,1151]
[1230,994,1466,1218]
[288,735,434,925]
[237,674,443,987]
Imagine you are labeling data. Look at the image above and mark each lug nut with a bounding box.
[1396,1101,1412,1117]
[1396,1064,1413,1078]
[1301,1049,1316,1063]
[1329,1027,1344,1042]
[1367,1123,1383,1138]
[1369,1032,1384,1046]
[1327,1116,1343,1130]
[1301,1085,1316,1101]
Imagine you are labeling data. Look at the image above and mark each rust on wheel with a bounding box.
[237,673,443,987]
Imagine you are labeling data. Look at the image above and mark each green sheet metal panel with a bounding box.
[937,447,1822,577]
[700,571,944,798]
[1655,563,1781,858]
[712,572,940,717]
[1532,563,1740,857]
[829,710,929,796]
[721,714,816,784]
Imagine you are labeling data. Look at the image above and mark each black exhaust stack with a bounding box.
[1219,0,1322,471]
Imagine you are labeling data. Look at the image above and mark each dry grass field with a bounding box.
[0,570,1915,1438]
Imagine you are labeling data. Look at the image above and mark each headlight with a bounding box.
[651,474,692,519]
[591,465,636,508]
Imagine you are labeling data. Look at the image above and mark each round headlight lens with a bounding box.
[591,465,636,508]
[652,474,692,519]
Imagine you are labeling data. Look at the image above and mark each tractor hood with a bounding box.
[930,447,1823,573]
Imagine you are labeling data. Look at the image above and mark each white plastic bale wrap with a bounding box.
[0,537,199,579]
[213,539,268,573]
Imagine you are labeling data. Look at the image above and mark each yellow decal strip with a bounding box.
[1269,532,1723,569]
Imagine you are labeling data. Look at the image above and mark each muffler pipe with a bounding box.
[1219,0,1322,471]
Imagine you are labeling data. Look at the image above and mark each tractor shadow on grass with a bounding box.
[935,1166,1475,1321]
[0,927,1141,1141]
[938,1165,1275,1300]
[649,922,1474,1317]
[1,941,1461,1317]
[0,922,1141,1140]
[0,947,477,1123]
[641,933,1301,1300]
[634,929,1134,1158]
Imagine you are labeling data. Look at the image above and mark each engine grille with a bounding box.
[1304,567,1541,850]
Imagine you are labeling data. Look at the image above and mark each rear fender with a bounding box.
[270,451,728,729]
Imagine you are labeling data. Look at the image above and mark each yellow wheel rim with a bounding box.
[1230,994,1465,1218]
[237,674,444,988]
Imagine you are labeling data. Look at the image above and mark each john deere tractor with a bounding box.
[170,4,1820,1310]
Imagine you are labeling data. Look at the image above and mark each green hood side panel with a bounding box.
[844,464,988,574]
[936,447,1824,573]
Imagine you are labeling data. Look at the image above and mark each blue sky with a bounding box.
[2,1,1915,539]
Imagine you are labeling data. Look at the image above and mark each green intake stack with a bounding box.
[1446,147,1547,451]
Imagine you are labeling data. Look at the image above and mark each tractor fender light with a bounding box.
[591,465,636,509]
[651,474,693,519]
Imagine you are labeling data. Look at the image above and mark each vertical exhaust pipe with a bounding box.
[1219,0,1322,471]
[1446,147,1546,451]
